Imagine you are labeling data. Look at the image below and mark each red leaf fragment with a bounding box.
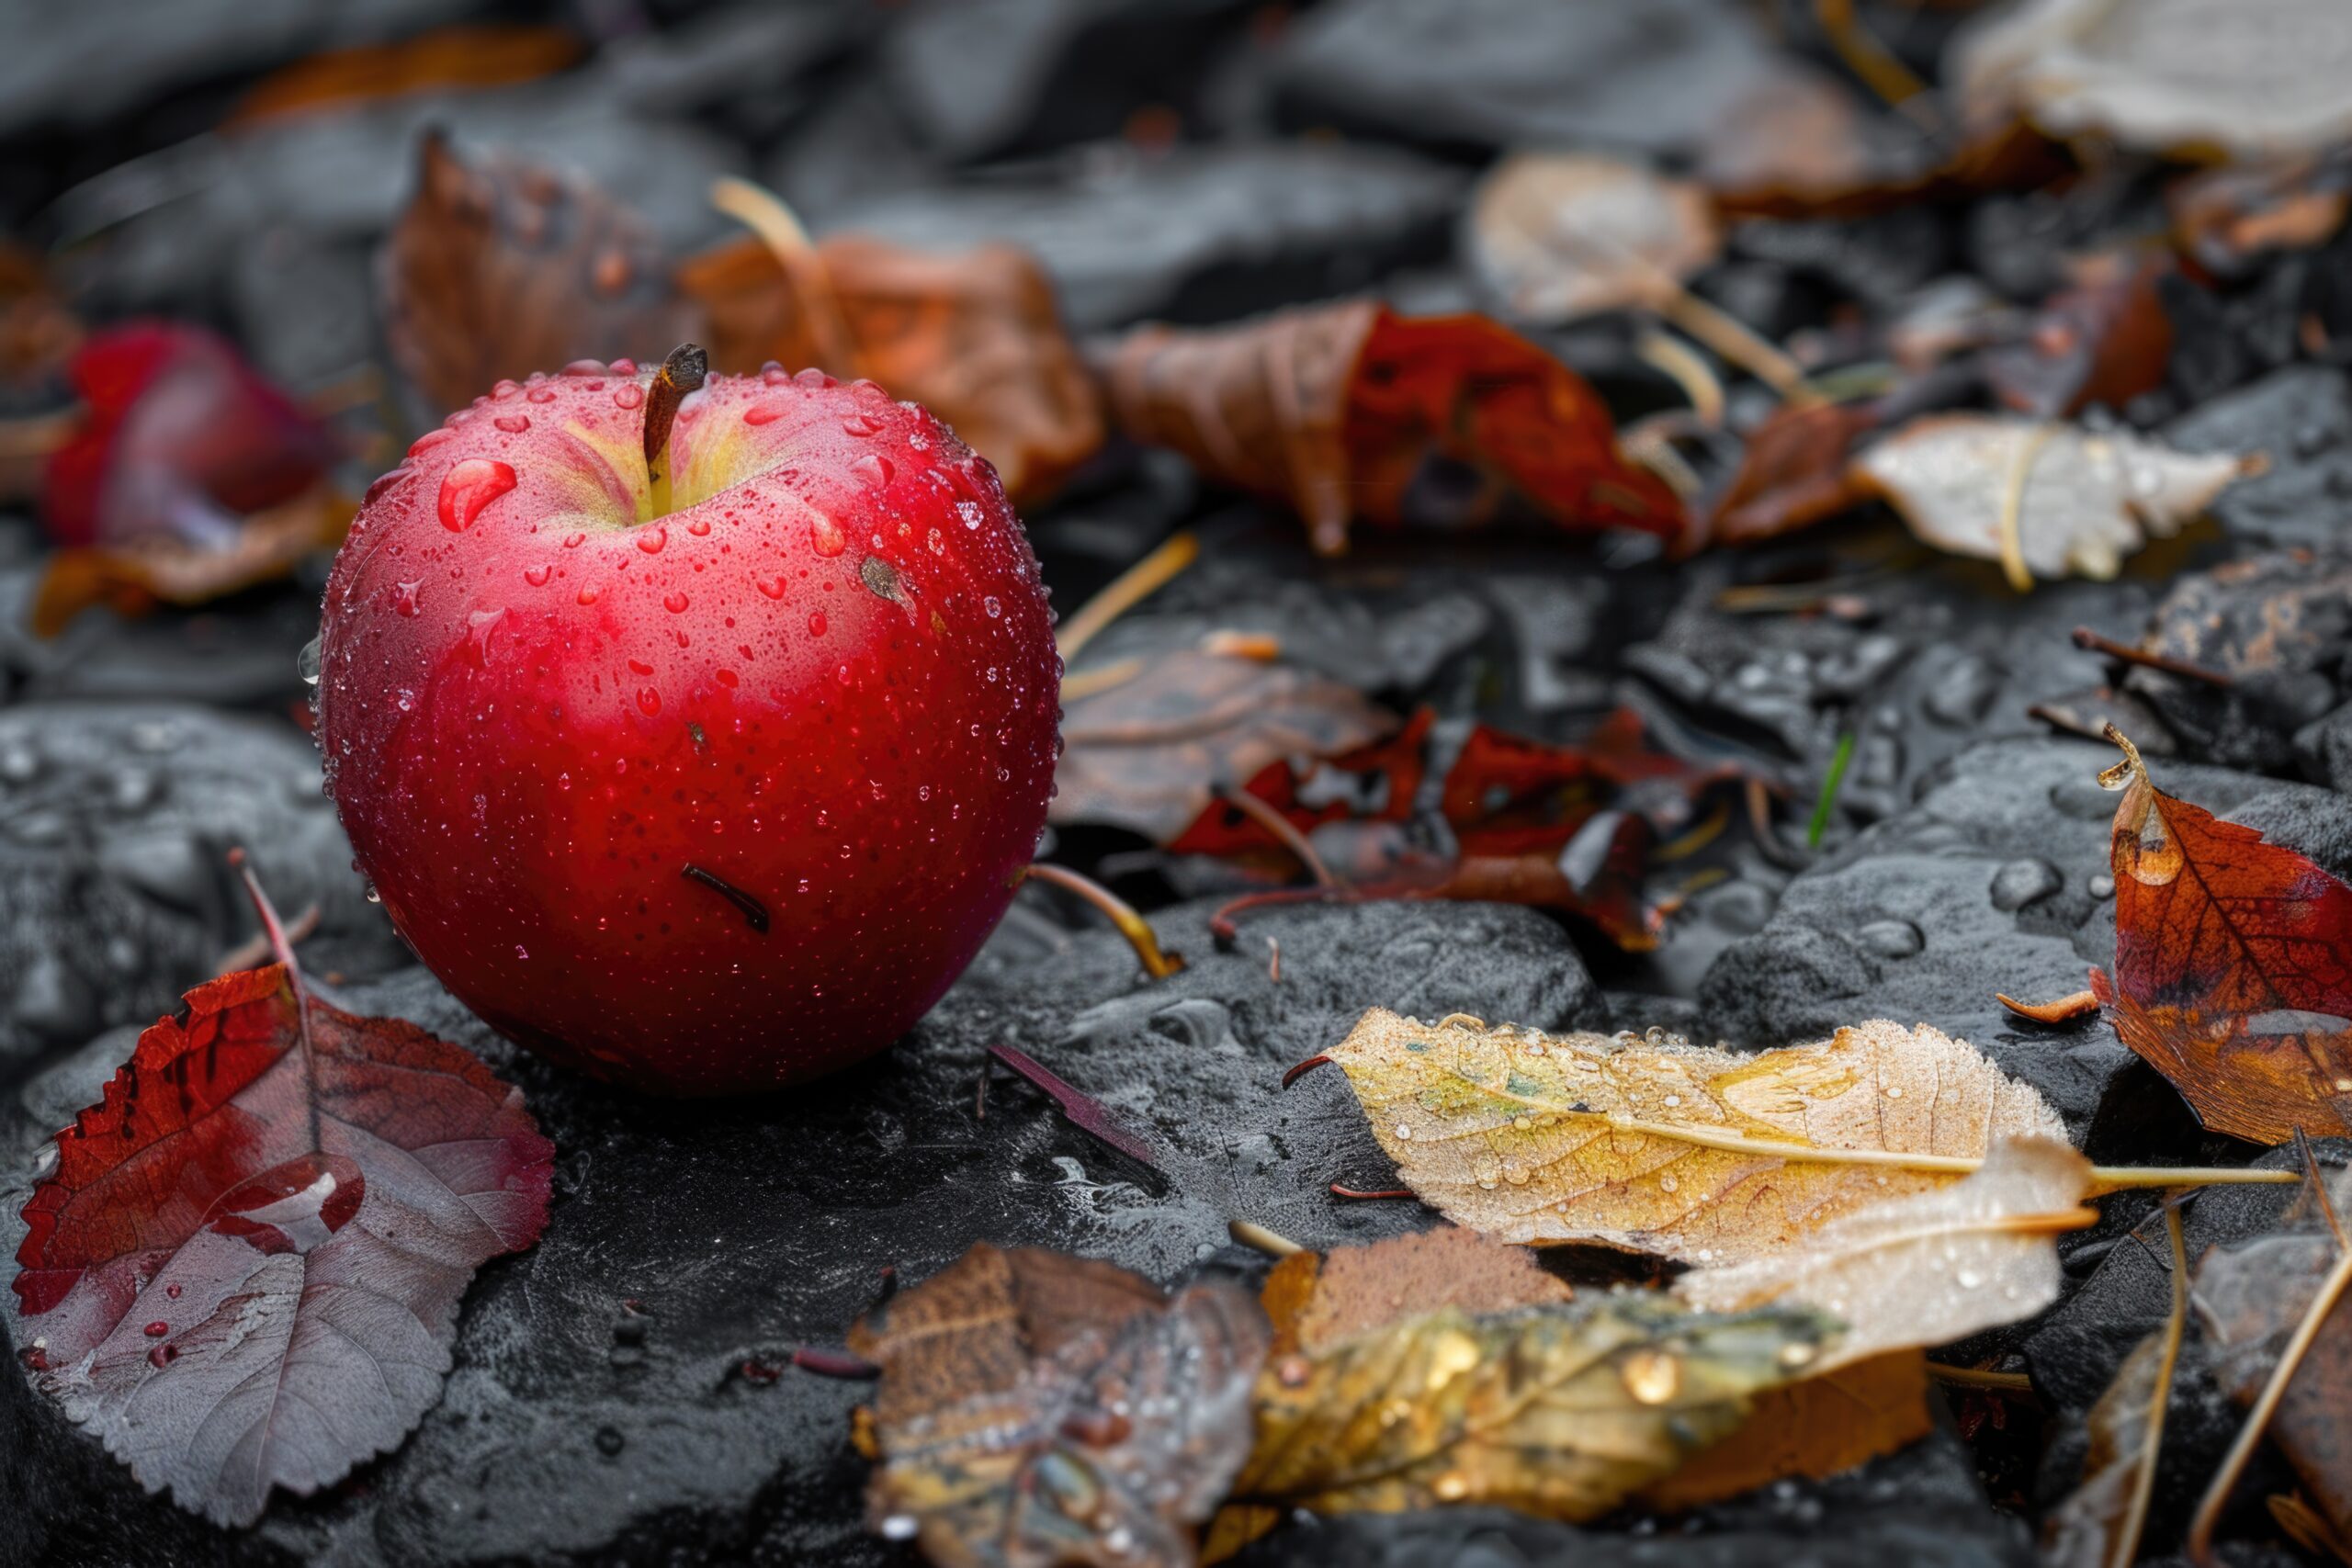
[11,964,552,1526]
[2089,731,2352,1144]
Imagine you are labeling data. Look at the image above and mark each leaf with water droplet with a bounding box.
[2091,729,2352,1143]
[1300,1008,2070,1264]
[848,1243,1267,1568]
[11,963,552,1526]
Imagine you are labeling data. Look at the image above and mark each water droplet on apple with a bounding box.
[796,368,833,389]
[852,454,893,490]
[842,412,879,436]
[762,365,789,385]
[393,581,423,617]
[956,501,985,530]
[515,944,530,960]
[743,400,787,426]
[628,659,654,676]
[564,532,585,548]
[687,518,711,536]
[407,427,457,457]
[493,414,531,434]
[663,592,689,614]
[563,359,605,377]
[527,385,557,403]
[297,635,322,686]
[438,458,517,532]
[984,596,1001,618]
[610,357,637,376]
[614,383,645,411]
[808,611,827,636]
[757,576,786,600]
[637,526,666,555]
[525,564,553,586]
[578,586,600,605]
[637,687,662,716]
[811,516,845,556]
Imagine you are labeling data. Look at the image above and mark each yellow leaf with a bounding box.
[1315,1008,2067,1264]
[1238,1292,1834,1520]
[1676,1136,2096,1371]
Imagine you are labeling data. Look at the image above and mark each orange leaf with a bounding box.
[226,25,583,127]
[2090,730,2352,1144]
[1099,300,1683,555]
[30,484,353,637]
[1635,1351,1932,1509]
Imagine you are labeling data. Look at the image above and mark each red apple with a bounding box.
[314,350,1061,1094]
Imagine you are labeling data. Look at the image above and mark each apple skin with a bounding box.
[315,360,1061,1095]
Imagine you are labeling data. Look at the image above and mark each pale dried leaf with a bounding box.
[1854,415,2254,583]
[1466,152,1720,324]
[1317,1009,2066,1264]
[1676,1136,2090,1371]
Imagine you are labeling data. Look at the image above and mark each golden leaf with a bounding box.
[1237,1293,1834,1520]
[1676,1136,2095,1371]
[1314,1008,2067,1264]
[1634,1350,1933,1509]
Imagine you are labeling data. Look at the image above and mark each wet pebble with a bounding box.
[1989,858,2063,912]
[1854,919,1925,960]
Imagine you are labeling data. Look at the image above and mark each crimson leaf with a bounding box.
[13,964,552,1526]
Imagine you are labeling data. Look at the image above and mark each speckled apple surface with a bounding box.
[315,359,1061,1094]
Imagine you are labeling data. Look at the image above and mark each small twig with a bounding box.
[1329,1183,1415,1201]
[1055,530,1200,664]
[1022,863,1184,978]
[1228,1219,1303,1258]
[1281,1054,1332,1089]
[1218,788,1339,889]
[2072,626,2235,688]
[1634,328,1726,427]
[1815,0,1936,120]
[215,901,322,974]
[1926,1364,2037,1393]
[1266,937,1282,983]
[789,1346,880,1381]
[1997,988,2100,1025]
[2114,1202,2190,1568]
[1057,657,1144,703]
[987,1043,1159,1170]
[1210,885,1351,945]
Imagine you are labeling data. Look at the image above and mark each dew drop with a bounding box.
[852,453,894,490]
[563,531,586,548]
[166,1282,182,1299]
[664,592,690,614]
[758,576,786,600]
[392,581,423,617]
[614,383,644,410]
[808,611,827,637]
[638,687,662,716]
[438,458,517,532]
[984,595,1002,618]
[493,413,531,434]
[687,518,711,536]
[810,515,846,556]
[148,1344,177,1369]
[842,412,880,436]
[526,385,557,403]
[578,586,599,605]
[743,400,787,426]
[525,564,553,587]
[636,526,666,555]
[1392,1122,1413,1140]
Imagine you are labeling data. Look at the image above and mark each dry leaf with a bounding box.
[2194,1162,2352,1542]
[2171,154,2352,276]
[31,484,354,637]
[2090,734,2352,1145]
[1852,414,2256,586]
[379,131,696,418]
[1238,1292,1833,1521]
[1676,1137,2093,1371]
[1706,399,1883,547]
[1259,1227,1572,1361]
[1982,251,2177,421]
[1097,300,1683,556]
[679,231,1103,502]
[1697,64,1948,219]
[1053,648,1396,846]
[226,24,582,127]
[1309,1008,2066,1264]
[1464,152,1720,324]
[848,1244,1269,1568]
[1634,1351,1932,1509]
[1952,0,2352,162]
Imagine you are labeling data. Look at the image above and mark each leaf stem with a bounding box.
[1219,787,1340,889]
[1055,529,1200,665]
[1022,863,1184,978]
[229,848,321,1153]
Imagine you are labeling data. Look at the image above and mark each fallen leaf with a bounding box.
[2042,1205,2190,1568]
[1306,1008,2067,1263]
[1676,1137,2094,1371]
[2193,1160,2352,1542]
[679,228,1104,502]
[1633,1350,1932,1509]
[1258,1226,1572,1361]
[1982,251,2177,421]
[1952,0,2352,162]
[2171,154,2352,276]
[12,963,552,1526]
[1464,152,1720,324]
[1852,414,2256,588]
[849,1244,1269,1568]
[378,130,699,418]
[1053,647,1397,846]
[41,322,338,550]
[1096,300,1683,556]
[1237,1292,1833,1520]
[1695,64,1946,219]
[30,483,354,637]
[2090,730,2352,1144]
[225,24,583,127]
[1705,398,1884,547]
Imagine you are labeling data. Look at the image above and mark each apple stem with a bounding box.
[643,343,707,518]
[1022,862,1185,978]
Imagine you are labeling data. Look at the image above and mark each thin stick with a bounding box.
[1023,863,1184,978]
[2072,626,2234,688]
[1056,530,1200,663]
[709,176,857,375]
[1634,328,1726,427]
[1815,0,1934,116]
[1229,1219,1303,1258]
[228,849,321,1153]
[1058,657,1144,703]
[1219,788,1340,889]
[1558,229,1818,403]
[1926,1364,2036,1393]
[2115,1202,2190,1568]
[2188,1213,2352,1563]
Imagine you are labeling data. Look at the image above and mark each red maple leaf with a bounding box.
[2089,729,2352,1144]
[13,962,551,1525]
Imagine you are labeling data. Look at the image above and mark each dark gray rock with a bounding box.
[821,139,1464,332]
[1228,1434,2030,1567]
[0,0,471,140]
[1269,0,1781,156]
[1698,738,2352,1138]
[3,894,1602,1565]
[2300,701,2352,793]
[2165,366,2352,552]
[0,702,399,1087]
